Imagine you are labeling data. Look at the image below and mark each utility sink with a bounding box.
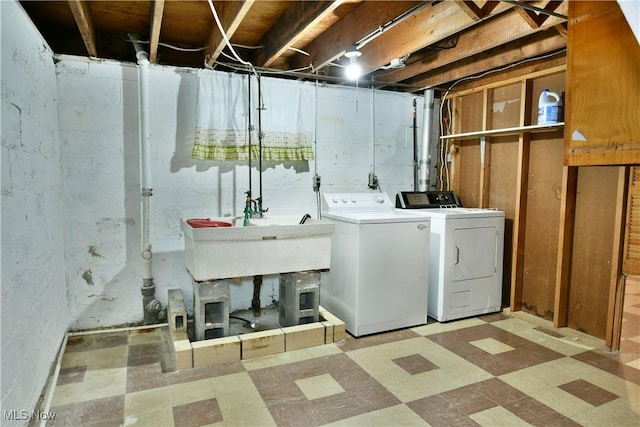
[181,216,334,281]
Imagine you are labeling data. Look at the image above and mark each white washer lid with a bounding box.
[322,209,430,224]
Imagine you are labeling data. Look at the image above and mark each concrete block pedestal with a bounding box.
[193,279,230,341]
[279,271,321,327]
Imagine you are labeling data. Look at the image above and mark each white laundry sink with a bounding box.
[181,216,334,280]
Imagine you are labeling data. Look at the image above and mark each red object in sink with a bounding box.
[187,218,233,228]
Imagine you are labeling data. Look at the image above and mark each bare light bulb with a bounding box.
[345,59,362,80]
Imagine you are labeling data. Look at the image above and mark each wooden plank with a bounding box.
[565,1,640,166]
[204,0,255,68]
[510,132,530,313]
[554,166,577,327]
[355,0,513,78]
[605,167,629,349]
[379,5,567,85]
[253,0,344,68]
[480,89,490,207]
[566,167,620,338]
[487,135,518,307]
[290,1,420,71]
[521,134,564,320]
[67,0,97,58]
[148,0,165,63]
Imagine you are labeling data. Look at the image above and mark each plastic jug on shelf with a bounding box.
[537,89,563,125]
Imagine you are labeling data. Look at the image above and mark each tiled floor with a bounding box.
[39,307,640,427]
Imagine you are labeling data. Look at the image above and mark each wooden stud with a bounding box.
[67,0,97,58]
[148,0,165,63]
[553,166,577,327]
[605,167,629,349]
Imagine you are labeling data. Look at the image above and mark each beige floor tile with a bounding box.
[124,407,174,427]
[52,367,127,406]
[212,405,277,426]
[128,328,167,345]
[501,358,640,420]
[322,404,428,426]
[89,345,128,369]
[170,378,215,406]
[210,372,267,417]
[349,336,493,402]
[492,318,595,356]
[125,387,172,418]
[625,357,640,370]
[295,373,345,400]
[470,337,515,355]
[469,406,532,426]
[571,397,640,427]
[242,354,281,371]
[60,350,91,369]
[411,318,485,336]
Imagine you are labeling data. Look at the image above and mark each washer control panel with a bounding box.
[322,192,393,212]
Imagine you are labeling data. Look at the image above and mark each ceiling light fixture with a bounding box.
[344,46,362,80]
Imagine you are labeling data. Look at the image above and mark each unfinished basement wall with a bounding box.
[1,1,69,421]
[55,58,422,330]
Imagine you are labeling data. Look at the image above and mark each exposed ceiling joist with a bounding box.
[205,0,256,68]
[67,0,97,58]
[377,2,568,85]
[21,0,571,93]
[409,31,567,91]
[354,0,514,79]
[148,0,165,63]
[253,0,344,68]
[290,1,421,72]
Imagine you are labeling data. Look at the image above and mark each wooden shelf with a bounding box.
[440,122,564,141]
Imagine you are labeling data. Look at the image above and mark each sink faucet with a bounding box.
[244,191,268,225]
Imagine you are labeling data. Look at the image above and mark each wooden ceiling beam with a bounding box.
[205,0,255,68]
[67,0,97,58]
[353,0,514,80]
[290,1,420,72]
[253,0,344,68]
[514,1,565,28]
[148,0,165,63]
[455,1,500,20]
[376,4,568,84]
[407,31,567,91]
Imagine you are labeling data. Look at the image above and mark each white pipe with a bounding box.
[132,38,153,280]
[419,90,435,191]
[39,334,68,427]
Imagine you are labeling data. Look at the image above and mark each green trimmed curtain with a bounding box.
[192,70,314,161]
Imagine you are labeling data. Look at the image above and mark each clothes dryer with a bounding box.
[397,191,505,322]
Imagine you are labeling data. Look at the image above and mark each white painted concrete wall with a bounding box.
[56,58,424,329]
[1,1,69,422]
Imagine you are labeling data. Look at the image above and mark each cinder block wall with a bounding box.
[1,1,70,420]
[56,61,424,330]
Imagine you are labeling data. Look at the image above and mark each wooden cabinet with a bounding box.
[565,1,640,166]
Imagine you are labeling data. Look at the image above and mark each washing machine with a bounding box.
[396,191,505,322]
[321,192,430,337]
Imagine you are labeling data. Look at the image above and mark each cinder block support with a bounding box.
[193,279,230,341]
[279,271,320,327]
[168,289,187,333]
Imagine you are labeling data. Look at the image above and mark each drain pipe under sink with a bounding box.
[131,35,163,324]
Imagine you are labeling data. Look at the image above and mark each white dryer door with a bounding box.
[452,226,498,281]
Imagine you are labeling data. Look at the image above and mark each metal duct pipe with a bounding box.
[419,90,435,191]
[131,35,162,324]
